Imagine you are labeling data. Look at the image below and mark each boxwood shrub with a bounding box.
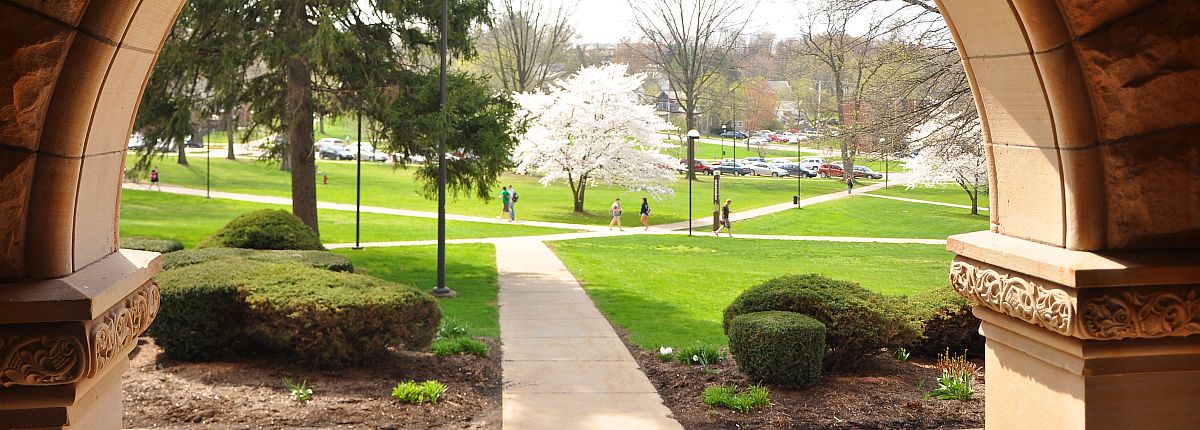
[162,247,353,272]
[907,284,984,357]
[723,274,919,370]
[120,237,184,254]
[197,209,323,250]
[727,311,825,388]
[150,259,439,366]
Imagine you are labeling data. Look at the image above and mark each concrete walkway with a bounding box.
[495,239,682,430]
[861,192,990,211]
[654,180,890,231]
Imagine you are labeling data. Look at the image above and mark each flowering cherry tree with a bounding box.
[903,112,989,215]
[513,64,676,212]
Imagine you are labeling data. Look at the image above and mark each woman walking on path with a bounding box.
[639,197,651,230]
[609,197,624,231]
[149,166,161,191]
[500,186,511,220]
[714,198,733,237]
[508,185,518,222]
[846,176,855,194]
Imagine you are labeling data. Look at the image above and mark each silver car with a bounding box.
[747,162,789,177]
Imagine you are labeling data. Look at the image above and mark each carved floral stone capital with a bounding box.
[0,280,159,388]
[950,260,1200,340]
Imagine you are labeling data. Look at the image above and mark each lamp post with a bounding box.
[431,0,455,298]
[205,128,210,198]
[880,137,888,189]
[354,111,363,250]
[796,131,802,207]
[687,129,699,236]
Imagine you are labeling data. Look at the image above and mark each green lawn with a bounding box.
[120,190,569,247]
[549,235,953,349]
[335,244,500,338]
[733,195,988,239]
[869,184,989,208]
[131,156,853,226]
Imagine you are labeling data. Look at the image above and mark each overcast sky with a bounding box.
[571,0,807,45]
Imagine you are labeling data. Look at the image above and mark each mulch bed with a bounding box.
[621,331,984,430]
[122,337,502,429]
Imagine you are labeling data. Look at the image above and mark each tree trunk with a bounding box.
[969,188,979,215]
[225,112,236,160]
[285,2,318,237]
[572,179,588,212]
[318,113,325,134]
[178,125,192,165]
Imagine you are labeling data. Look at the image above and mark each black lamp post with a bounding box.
[687,129,699,236]
[431,0,455,298]
[353,111,363,249]
[880,137,888,189]
[205,126,210,199]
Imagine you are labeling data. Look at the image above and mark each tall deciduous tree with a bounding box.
[477,0,577,92]
[137,0,494,238]
[513,64,676,212]
[627,0,758,179]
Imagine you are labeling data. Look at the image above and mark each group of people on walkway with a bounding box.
[499,185,518,221]
[606,196,734,237]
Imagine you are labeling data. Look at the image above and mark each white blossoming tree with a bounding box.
[513,64,677,213]
[903,111,989,215]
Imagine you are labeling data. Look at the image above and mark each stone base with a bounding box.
[979,307,1200,429]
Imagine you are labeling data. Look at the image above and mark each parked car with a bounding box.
[799,157,826,172]
[747,162,789,177]
[742,157,767,164]
[768,133,790,142]
[854,165,884,179]
[782,163,817,178]
[713,162,752,176]
[677,159,714,175]
[768,159,792,168]
[719,131,748,139]
[127,133,146,150]
[316,137,344,147]
[319,145,355,160]
[817,163,844,178]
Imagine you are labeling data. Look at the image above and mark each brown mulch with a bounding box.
[122,337,501,429]
[622,331,984,430]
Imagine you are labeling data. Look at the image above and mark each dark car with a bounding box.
[782,163,816,178]
[719,131,748,139]
[712,163,751,176]
[319,145,354,160]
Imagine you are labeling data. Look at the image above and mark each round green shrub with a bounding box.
[728,311,825,388]
[120,237,184,254]
[723,274,919,370]
[907,285,983,357]
[150,260,440,366]
[197,209,323,250]
[162,247,353,272]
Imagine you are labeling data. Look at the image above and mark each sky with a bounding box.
[572,0,807,45]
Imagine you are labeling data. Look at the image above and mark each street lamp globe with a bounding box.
[687,129,700,138]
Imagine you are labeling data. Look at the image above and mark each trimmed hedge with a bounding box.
[728,311,825,388]
[162,247,354,272]
[724,274,919,370]
[197,209,323,250]
[907,285,984,357]
[120,237,184,254]
[150,259,439,365]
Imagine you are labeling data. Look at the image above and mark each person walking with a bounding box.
[639,197,651,230]
[508,185,518,222]
[846,176,855,194]
[499,186,511,220]
[149,166,160,191]
[714,198,733,237]
[609,197,624,231]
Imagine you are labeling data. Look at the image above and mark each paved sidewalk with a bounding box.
[495,239,682,430]
[655,181,890,231]
[123,183,605,232]
[861,192,989,211]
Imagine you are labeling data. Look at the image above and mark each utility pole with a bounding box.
[431,0,455,298]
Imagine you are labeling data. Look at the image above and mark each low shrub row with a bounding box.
[162,247,354,272]
[151,259,439,366]
[121,237,184,254]
[197,209,324,250]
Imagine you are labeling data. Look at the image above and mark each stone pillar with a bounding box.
[1,0,184,427]
[937,0,1200,429]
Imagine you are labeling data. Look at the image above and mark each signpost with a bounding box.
[712,173,721,231]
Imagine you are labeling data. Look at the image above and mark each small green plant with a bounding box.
[924,349,977,400]
[894,347,911,362]
[437,317,471,339]
[431,337,489,357]
[702,385,770,412]
[676,343,726,367]
[283,379,313,402]
[657,346,675,362]
[391,380,447,405]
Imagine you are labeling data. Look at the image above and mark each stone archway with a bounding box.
[936,0,1200,428]
[0,0,1196,428]
[0,1,184,427]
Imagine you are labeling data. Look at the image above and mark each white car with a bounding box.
[768,159,792,168]
[316,137,344,147]
[799,157,826,172]
[747,162,788,177]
